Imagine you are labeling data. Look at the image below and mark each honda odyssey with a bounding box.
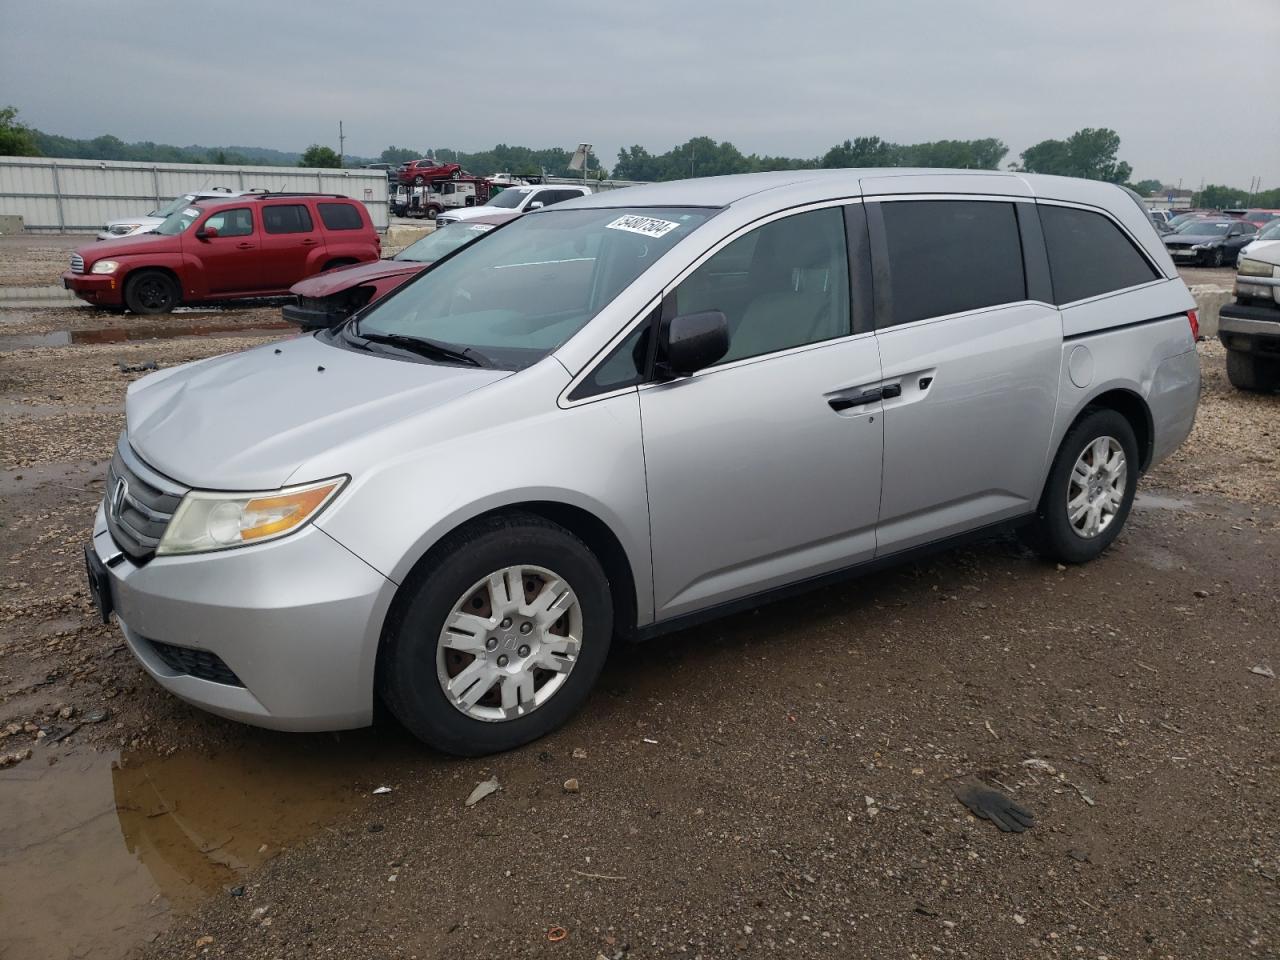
[86,169,1201,755]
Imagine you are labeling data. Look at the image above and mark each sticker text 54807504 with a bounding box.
[606,215,682,239]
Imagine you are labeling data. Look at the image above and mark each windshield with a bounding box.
[394,222,498,262]
[1176,220,1230,236]
[1257,220,1280,241]
[151,195,196,219]
[487,188,531,210]
[354,207,715,369]
[153,206,203,236]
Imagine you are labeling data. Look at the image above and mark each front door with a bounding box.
[639,205,885,620]
[191,206,259,294]
[868,197,1062,554]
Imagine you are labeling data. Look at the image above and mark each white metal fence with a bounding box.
[0,156,390,232]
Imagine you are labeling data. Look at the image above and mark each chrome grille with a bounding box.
[103,435,187,564]
[70,253,85,274]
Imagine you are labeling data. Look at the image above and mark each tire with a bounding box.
[1211,248,1225,268]
[379,514,614,756]
[425,205,442,220]
[1226,350,1280,392]
[124,269,179,315]
[413,175,425,185]
[1024,409,1139,564]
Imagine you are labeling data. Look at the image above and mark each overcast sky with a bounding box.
[2,0,1277,188]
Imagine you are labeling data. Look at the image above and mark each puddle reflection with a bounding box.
[0,729,424,960]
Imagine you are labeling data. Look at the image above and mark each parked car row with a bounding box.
[1162,217,1258,267]
[84,169,1201,755]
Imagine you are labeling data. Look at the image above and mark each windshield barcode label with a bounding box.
[605,215,681,238]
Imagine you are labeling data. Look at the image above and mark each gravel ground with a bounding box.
[0,239,1275,960]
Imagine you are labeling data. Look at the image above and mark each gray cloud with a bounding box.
[2,0,1276,187]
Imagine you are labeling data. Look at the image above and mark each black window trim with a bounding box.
[560,196,873,407]
[866,194,1040,332]
[1033,198,1169,308]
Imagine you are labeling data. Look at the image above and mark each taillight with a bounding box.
[1187,309,1200,341]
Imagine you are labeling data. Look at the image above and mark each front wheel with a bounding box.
[1211,248,1225,268]
[379,514,613,756]
[1024,409,1139,564]
[124,269,179,315]
[413,174,425,185]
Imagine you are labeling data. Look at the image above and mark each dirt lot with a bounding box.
[0,241,1275,960]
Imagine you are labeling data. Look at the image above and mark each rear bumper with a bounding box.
[1218,303,1280,356]
[62,271,124,306]
[92,503,397,731]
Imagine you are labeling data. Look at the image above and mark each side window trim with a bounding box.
[1016,202,1053,304]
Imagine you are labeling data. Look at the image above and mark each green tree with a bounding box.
[0,106,40,156]
[821,136,898,168]
[299,144,341,168]
[1196,184,1248,209]
[1014,127,1132,183]
[380,146,420,165]
[1129,178,1163,197]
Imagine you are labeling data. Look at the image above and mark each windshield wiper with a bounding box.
[351,330,492,368]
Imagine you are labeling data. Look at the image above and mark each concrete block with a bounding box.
[0,214,25,235]
[1188,285,1233,338]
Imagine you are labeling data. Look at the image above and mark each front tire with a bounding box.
[1025,409,1139,564]
[1211,248,1225,268]
[1226,350,1280,392]
[379,514,613,756]
[124,270,179,315]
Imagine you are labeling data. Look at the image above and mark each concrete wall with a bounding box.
[0,156,389,233]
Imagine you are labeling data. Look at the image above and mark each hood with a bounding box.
[291,259,424,298]
[436,206,502,222]
[1240,238,1280,265]
[125,333,509,490]
[1164,232,1222,245]
[103,215,165,231]
[79,231,180,263]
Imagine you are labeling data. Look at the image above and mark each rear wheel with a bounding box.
[1211,247,1225,267]
[379,514,613,756]
[124,270,179,315]
[1024,409,1138,564]
[1226,350,1280,392]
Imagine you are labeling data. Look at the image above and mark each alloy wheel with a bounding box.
[436,565,582,722]
[1066,436,1127,539]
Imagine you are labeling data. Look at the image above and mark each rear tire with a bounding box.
[1024,409,1139,564]
[379,514,613,756]
[1226,350,1280,392]
[124,270,179,315]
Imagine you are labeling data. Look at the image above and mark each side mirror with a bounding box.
[196,225,219,239]
[656,311,729,379]
[527,200,545,210]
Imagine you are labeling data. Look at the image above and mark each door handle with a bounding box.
[300,238,319,246]
[236,242,253,249]
[828,387,882,412]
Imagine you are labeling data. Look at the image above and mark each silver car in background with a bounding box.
[86,169,1200,755]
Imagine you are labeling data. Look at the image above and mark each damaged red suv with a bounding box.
[397,158,463,185]
[62,194,380,314]
[284,212,516,329]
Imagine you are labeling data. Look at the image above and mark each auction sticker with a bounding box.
[606,215,681,238]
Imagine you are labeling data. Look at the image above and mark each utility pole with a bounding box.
[338,121,345,167]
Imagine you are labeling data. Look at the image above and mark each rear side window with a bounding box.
[318,202,364,231]
[1039,205,1159,304]
[879,200,1025,326]
[262,204,314,234]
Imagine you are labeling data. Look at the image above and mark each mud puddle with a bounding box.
[0,729,428,960]
[0,320,293,350]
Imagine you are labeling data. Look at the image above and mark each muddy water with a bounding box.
[0,320,293,351]
[0,730,426,960]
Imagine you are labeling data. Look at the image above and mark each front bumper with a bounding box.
[1218,302,1280,357]
[62,271,124,306]
[91,503,397,731]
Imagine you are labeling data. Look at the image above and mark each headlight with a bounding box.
[156,477,346,556]
[90,260,120,274]
[1238,258,1274,278]
[109,224,140,235]
[1191,243,1210,250]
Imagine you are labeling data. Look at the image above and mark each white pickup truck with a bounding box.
[1218,219,1280,390]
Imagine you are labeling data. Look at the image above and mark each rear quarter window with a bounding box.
[1039,205,1159,305]
[318,202,365,231]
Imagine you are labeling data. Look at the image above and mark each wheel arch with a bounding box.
[1066,386,1154,472]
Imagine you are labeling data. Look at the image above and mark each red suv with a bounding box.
[397,158,463,185]
[62,194,380,314]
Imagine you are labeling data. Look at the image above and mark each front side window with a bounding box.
[879,200,1026,326]
[262,204,314,234]
[154,206,203,235]
[1040,205,1160,304]
[318,202,364,230]
[203,208,253,237]
[353,206,714,370]
[672,206,851,364]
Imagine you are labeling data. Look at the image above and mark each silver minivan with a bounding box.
[86,169,1201,755]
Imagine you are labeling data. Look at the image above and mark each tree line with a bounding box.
[2,106,1274,207]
